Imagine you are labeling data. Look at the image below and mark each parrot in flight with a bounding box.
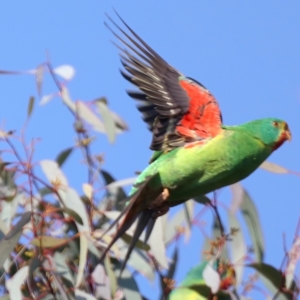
[100,13,291,272]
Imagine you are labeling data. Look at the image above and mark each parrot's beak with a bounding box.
[284,122,292,141]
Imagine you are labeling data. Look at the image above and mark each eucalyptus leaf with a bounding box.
[54,64,75,81]
[104,257,118,298]
[260,161,290,174]
[247,263,294,300]
[228,212,246,286]
[239,189,264,262]
[148,217,168,268]
[100,169,127,211]
[40,159,68,187]
[56,147,74,167]
[96,98,116,143]
[116,264,143,300]
[31,236,69,248]
[27,96,35,118]
[91,264,111,300]
[76,100,105,133]
[35,64,44,96]
[6,266,29,300]
[0,212,31,267]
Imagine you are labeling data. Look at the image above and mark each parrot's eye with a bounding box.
[272,121,279,127]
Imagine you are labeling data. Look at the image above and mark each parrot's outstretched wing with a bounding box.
[105,12,223,152]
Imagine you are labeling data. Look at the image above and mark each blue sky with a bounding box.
[0,1,299,299]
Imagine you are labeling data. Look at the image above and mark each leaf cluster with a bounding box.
[0,62,298,300]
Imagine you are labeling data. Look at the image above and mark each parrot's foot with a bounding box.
[162,187,170,200]
[151,205,169,218]
[148,188,170,219]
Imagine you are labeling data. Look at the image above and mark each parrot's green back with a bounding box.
[130,118,281,207]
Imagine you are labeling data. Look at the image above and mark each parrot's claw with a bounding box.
[147,188,170,218]
[151,205,169,218]
[162,187,170,200]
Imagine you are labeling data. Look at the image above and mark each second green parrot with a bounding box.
[168,260,235,300]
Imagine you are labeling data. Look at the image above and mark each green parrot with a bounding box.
[100,13,291,271]
[168,260,235,300]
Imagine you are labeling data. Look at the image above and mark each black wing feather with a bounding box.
[105,13,191,151]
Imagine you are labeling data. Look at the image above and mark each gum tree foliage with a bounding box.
[0,62,299,300]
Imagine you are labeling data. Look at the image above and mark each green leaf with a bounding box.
[6,266,29,299]
[117,265,143,300]
[39,93,55,105]
[0,193,20,233]
[183,200,194,242]
[0,220,7,239]
[121,233,150,251]
[0,212,31,267]
[160,246,178,300]
[167,246,179,280]
[40,159,68,187]
[96,97,116,143]
[285,237,300,289]
[260,161,291,174]
[53,252,75,285]
[31,236,69,248]
[202,261,221,294]
[110,110,128,132]
[0,162,11,173]
[56,147,73,167]
[58,207,83,225]
[0,163,16,190]
[239,188,264,262]
[119,244,155,281]
[148,217,168,268]
[39,187,53,196]
[194,195,211,205]
[228,212,246,286]
[5,211,31,239]
[230,183,244,214]
[28,256,43,285]
[59,187,90,287]
[100,169,127,211]
[76,100,105,133]
[91,264,111,300]
[35,64,44,96]
[60,86,76,111]
[53,64,75,81]
[0,69,21,74]
[247,263,294,299]
[164,201,196,245]
[104,257,118,298]
[27,96,35,118]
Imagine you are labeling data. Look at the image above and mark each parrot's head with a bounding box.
[242,118,291,151]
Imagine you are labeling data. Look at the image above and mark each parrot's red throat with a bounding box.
[273,126,292,151]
